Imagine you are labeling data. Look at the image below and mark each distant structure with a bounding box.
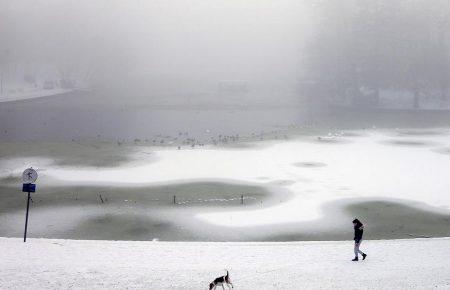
[59,79,75,89]
[217,80,249,95]
[43,81,55,90]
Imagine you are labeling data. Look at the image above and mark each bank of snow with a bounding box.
[0,88,75,103]
[1,237,449,289]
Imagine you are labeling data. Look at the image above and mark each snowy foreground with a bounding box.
[1,237,449,289]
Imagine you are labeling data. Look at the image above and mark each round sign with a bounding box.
[22,168,38,183]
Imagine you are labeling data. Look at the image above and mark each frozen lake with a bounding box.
[1,127,450,241]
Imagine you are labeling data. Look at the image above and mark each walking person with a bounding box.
[352,218,367,261]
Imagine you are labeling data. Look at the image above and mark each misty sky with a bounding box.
[0,1,312,90]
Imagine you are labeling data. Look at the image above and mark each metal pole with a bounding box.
[24,191,31,242]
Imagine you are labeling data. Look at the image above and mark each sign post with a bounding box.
[22,168,37,242]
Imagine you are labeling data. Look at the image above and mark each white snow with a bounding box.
[0,237,449,289]
[0,88,74,103]
[2,130,450,228]
[2,131,450,288]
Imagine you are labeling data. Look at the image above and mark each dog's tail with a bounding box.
[225,269,229,278]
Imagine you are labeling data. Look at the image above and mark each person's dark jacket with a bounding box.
[354,222,364,242]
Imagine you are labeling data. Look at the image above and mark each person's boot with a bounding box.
[352,257,358,261]
[362,253,367,260]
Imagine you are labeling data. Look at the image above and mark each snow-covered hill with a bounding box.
[1,237,449,289]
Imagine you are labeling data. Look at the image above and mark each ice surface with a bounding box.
[4,130,448,227]
[1,129,450,240]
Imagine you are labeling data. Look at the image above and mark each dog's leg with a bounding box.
[227,282,234,289]
[222,285,225,290]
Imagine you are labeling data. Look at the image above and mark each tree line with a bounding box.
[303,0,450,108]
